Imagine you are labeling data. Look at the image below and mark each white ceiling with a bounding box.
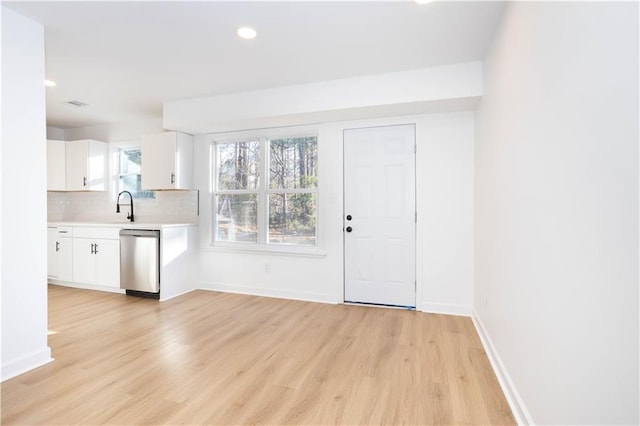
[4,1,505,129]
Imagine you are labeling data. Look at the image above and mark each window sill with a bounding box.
[203,243,327,258]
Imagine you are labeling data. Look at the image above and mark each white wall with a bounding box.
[1,6,52,381]
[46,126,65,140]
[195,112,474,314]
[418,113,474,314]
[474,2,639,424]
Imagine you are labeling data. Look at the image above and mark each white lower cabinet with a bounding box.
[58,237,74,282]
[48,223,196,300]
[94,239,120,287]
[47,226,73,281]
[48,225,122,292]
[72,236,120,288]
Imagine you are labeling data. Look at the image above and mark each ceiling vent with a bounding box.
[63,100,88,108]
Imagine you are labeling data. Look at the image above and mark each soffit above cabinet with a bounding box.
[163,62,483,134]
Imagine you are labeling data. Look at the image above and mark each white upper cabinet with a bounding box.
[142,131,193,190]
[66,139,108,191]
[47,140,66,191]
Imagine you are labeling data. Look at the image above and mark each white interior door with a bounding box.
[344,124,416,307]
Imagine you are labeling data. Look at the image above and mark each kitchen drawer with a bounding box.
[73,226,121,240]
[57,226,73,236]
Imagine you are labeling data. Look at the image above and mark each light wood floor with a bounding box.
[1,285,514,425]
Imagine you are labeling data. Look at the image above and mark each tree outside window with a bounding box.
[213,136,318,247]
[268,137,317,245]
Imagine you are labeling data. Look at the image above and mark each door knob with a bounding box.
[346,226,353,232]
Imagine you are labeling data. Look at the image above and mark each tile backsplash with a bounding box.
[47,190,199,223]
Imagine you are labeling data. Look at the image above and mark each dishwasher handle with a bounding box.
[120,229,159,238]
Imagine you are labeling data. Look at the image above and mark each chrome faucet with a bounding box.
[116,190,134,222]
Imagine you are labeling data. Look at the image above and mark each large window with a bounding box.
[213,135,318,247]
[118,148,154,199]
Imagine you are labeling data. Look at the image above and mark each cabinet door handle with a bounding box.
[170,172,175,184]
[90,243,95,254]
[94,243,98,254]
[55,241,60,252]
[83,176,87,187]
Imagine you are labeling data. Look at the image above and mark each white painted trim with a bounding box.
[49,280,125,294]
[1,347,53,382]
[203,245,326,259]
[472,311,534,426]
[343,302,414,311]
[420,302,471,317]
[159,288,194,302]
[51,281,193,302]
[198,281,339,305]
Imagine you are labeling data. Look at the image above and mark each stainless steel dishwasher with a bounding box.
[119,229,160,298]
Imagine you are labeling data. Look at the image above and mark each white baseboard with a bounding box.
[198,281,339,305]
[159,288,194,302]
[472,311,534,426]
[2,347,53,382]
[420,301,471,316]
[49,280,125,294]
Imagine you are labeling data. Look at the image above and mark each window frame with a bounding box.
[211,128,320,253]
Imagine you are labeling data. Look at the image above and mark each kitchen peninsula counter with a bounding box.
[47,221,198,301]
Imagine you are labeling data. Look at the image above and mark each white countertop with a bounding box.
[48,221,197,229]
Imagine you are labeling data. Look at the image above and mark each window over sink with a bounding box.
[118,148,155,199]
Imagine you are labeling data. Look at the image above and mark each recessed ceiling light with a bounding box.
[237,26,257,40]
[44,79,57,87]
[414,0,434,4]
